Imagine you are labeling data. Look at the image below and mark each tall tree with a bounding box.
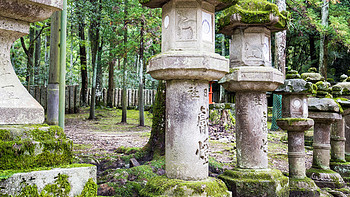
[88,0,101,120]
[138,19,145,126]
[319,0,329,79]
[34,25,42,84]
[121,0,128,123]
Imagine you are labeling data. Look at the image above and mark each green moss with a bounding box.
[1,173,97,197]
[76,178,97,197]
[0,163,94,181]
[218,0,288,31]
[277,118,313,125]
[218,169,289,196]
[0,126,73,171]
[140,176,230,197]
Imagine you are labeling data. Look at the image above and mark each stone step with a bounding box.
[0,125,73,170]
[0,165,97,197]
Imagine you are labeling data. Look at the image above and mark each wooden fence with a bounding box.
[28,86,156,114]
[87,88,156,108]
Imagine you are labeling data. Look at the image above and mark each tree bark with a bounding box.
[121,0,128,123]
[139,19,145,126]
[319,0,329,79]
[34,25,42,85]
[88,0,101,119]
[78,17,88,107]
[107,48,115,108]
[143,81,166,159]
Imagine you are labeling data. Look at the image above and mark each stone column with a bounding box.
[236,92,268,169]
[275,76,320,196]
[307,98,345,189]
[138,0,233,195]
[166,80,209,180]
[0,1,61,125]
[331,117,346,162]
[216,1,289,196]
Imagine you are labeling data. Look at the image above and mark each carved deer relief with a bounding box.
[176,10,196,40]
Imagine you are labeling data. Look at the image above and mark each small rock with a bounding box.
[130,158,140,167]
[97,183,116,196]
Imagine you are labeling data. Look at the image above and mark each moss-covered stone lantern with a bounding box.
[275,70,320,196]
[138,0,235,195]
[216,0,289,196]
[307,98,345,189]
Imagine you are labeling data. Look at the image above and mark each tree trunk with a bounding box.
[96,40,103,105]
[309,33,317,68]
[25,27,35,89]
[274,0,286,75]
[121,0,128,123]
[47,11,61,125]
[143,81,166,159]
[319,0,329,79]
[139,20,145,126]
[88,0,101,119]
[34,25,41,85]
[79,18,88,107]
[107,49,115,108]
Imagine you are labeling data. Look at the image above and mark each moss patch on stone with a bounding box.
[218,169,289,196]
[0,126,73,171]
[1,173,97,197]
[218,0,288,31]
[289,177,320,196]
[140,176,230,197]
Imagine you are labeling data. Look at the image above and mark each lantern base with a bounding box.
[306,168,345,189]
[140,176,231,197]
[218,168,289,197]
[289,177,320,197]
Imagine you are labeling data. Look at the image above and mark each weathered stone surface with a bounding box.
[217,0,288,35]
[281,94,309,118]
[301,72,324,83]
[336,82,350,95]
[308,98,340,113]
[0,0,61,124]
[289,177,321,197]
[277,118,313,132]
[0,0,62,23]
[331,118,346,162]
[140,176,231,197]
[165,80,209,180]
[219,66,284,92]
[0,165,96,197]
[218,169,289,197]
[148,51,228,81]
[306,168,345,189]
[235,92,268,169]
[139,0,237,11]
[275,79,313,94]
[228,27,273,67]
[330,162,350,185]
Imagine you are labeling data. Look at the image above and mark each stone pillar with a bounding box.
[307,98,345,189]
[275,76,320,196]
[235,92,268,169]
[331,118,346,162]
[166,80,209,180]
[216,1,289,196]
[138,0,233,195]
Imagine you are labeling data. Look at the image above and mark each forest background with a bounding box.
[11,0,350,108]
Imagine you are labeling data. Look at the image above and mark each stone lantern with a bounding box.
[307,98,345,189]
[216,0,289,196]
[138,0,234,195]
[0,0,62,124]
[333,79,350,162]
[275,71,320,196]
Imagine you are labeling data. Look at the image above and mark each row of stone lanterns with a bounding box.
[139,0,290,196]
